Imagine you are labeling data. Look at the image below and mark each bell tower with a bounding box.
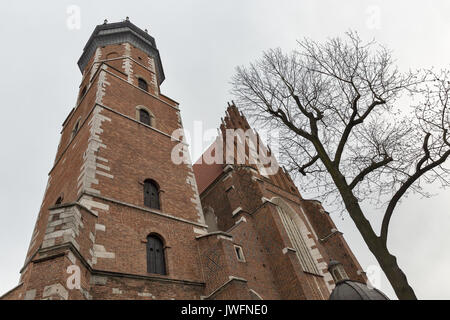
[2,19,207,300]
[1,18,374,302]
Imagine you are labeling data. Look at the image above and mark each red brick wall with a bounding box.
[3,24,368,300]
[194,104,366,300]
[8,39,208,300]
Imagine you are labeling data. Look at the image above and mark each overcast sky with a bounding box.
[0,0,449,299]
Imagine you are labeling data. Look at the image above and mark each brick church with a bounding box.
[0,20,381,300]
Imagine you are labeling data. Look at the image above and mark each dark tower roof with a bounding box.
[77,19,165,84]
[329,280,389,300]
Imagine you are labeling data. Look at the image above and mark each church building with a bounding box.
[0,19,382,300]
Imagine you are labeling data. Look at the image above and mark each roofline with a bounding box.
[77,20,165,84]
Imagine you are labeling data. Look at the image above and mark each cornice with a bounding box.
[78,20,165,84]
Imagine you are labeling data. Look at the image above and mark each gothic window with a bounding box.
[276,204,320,275]
[146,234,166,275]
[138,78,148,91]
[144,179,160,210]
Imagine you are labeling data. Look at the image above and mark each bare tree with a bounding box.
[231,32,450,300]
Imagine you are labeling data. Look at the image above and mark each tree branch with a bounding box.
[299,155,320,176]
[416,133,431,172]
[265,105,314,142]
[349,156,393,189]
[380,148,450,244]
[333,98,386,167]
[334,92,360,165]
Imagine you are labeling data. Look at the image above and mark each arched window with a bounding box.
[146,234,166,275]
[138,78,148,91]
[273,198,320,275]
[139,109,151,126]
[144,179,160,210]
[137,106,155,127]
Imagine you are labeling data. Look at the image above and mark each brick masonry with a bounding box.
[1,21,366,300]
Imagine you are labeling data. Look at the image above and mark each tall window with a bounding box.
[71,119,81,139]
[146,234,166,275]
[144,179,160,210]
[138,78,148,91]
[80,86,87,99]
[276,205,320,275]
[234,245,246,262]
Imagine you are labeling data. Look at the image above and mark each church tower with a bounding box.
[1,19,373,301]
[2,19,207,300]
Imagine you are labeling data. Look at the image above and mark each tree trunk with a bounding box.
[331,170,418,299]
[314,146,418,299]
[371,243,417,300]
[343,194,418,299]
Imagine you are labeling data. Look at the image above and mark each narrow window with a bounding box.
[139,109,151,126]
[80,86,87,99]
[71,119,81,139]
[234,245,245,262]
[138,78,148,91]
[146,234,166,275]
[144,179,160,210]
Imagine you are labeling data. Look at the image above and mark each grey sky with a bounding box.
[0,0,449,299]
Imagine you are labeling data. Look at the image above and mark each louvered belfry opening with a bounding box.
[146,234,166,275]
[144,179,160,210]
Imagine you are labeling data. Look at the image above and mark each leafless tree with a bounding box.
[231,31,450,300]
